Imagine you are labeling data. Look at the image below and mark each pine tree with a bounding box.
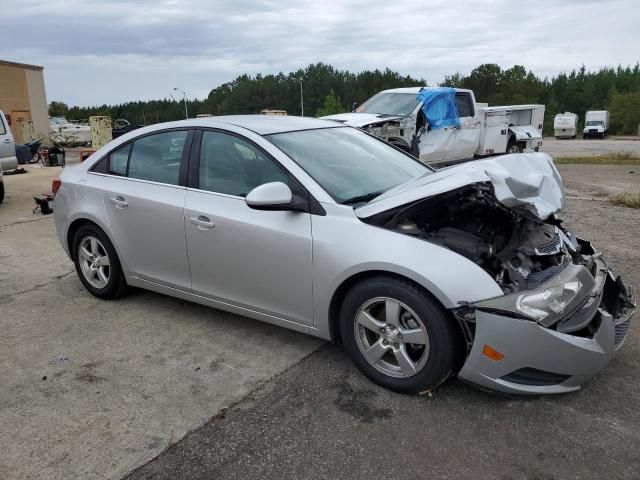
[315,89,345,117]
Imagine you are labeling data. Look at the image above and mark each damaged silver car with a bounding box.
[53,116,634,395]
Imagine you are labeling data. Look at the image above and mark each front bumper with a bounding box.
[457,255,635,395]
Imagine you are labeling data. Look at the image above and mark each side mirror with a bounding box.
[245,182,293,210]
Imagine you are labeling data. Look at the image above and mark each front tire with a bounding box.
[72,224,127,299]
[0,181,4,204]
[339,276,459,394]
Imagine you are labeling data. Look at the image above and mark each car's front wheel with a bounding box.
[72,224,127,299]
[339,276,459,393]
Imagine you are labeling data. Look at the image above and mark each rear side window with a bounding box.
[0,116,6,135]
[128,131,188,185]
[108,144,130,176]
[455,93,474,117]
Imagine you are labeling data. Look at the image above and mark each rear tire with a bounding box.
[72,224,127,299]
[506,138,522,154]
[0,181,4,204]
[339,276,459,394]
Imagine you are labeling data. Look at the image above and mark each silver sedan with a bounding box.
[53,116,635,395]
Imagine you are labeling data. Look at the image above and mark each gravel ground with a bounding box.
[541,136,640,158]
[557,164,640,197]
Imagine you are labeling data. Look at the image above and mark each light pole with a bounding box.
[173,87,188,119]
[299,78,304,117]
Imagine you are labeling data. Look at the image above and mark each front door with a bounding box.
[98,129,193,290]
[451,92,481,160]
[184,130,314,324]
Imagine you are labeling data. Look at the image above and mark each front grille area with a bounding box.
[501,368,571,386]
[534,234,562,255]
[615,316,632,349]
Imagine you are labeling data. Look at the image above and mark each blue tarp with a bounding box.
[416,87,460,130]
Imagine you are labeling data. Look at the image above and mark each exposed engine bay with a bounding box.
[371,183,581,293]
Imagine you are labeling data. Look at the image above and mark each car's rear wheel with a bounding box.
[339,276,459,393]
[72,224,127,299]
[0,181,4,204]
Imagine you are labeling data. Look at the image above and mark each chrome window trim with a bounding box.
[88,171,187,190]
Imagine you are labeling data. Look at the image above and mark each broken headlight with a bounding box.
[474,263,594,328]
[516,281,582,323]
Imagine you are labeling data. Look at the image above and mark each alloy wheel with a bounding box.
[78,236,111,289]
[354,297,430,378]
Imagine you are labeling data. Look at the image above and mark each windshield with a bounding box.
[268,127,430,204]
[356,92,420,116]
[586,120,603,126]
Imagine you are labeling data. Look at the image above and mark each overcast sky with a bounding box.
[2,0,639,106]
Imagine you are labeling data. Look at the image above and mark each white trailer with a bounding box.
[583,110,609,139]
[322,87,545,165]
[554,112,579,138]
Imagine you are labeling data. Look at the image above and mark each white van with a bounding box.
[0,111,18,172]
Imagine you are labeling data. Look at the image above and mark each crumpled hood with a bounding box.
[321,112,404,128]
[356,152,565,220]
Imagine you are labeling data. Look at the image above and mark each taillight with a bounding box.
[52,177,61,196]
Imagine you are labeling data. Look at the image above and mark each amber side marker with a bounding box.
[482,344,505,362]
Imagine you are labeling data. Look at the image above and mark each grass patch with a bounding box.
[554,152,640,165]
[609,192,640,208]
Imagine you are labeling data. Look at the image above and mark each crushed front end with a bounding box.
[366,176,634,394]
[455,238,634,394]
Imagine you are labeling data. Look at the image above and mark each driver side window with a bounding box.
[198,131,289,197]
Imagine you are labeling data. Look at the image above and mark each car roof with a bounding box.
[378,87,473,95]
[155,115,340,135]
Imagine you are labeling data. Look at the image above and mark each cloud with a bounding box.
[1,0,638,105]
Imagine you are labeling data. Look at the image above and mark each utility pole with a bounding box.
[173,87,188,119]
[299,78,304,117]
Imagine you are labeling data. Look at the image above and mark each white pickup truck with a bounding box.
[322,87,544,165]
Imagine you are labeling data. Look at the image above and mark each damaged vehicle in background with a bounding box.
[53,116,634,396]
[322,87,545,166]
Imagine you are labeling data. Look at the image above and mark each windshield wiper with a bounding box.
[340,190,385,206]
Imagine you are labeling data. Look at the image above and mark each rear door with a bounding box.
[451,92,481,160]
[184,129,314,324]
[95,129,193,290]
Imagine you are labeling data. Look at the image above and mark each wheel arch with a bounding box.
[66,217,126,274]
[328,269,456,345]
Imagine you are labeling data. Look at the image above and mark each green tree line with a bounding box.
[52,62,640,135]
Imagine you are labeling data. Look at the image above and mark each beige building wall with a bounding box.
[25,69,49,141]
[0,60,49,144]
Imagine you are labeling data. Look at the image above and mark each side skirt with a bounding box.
[127,276,330,340]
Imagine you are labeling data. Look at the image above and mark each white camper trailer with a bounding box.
[554,112,579,139]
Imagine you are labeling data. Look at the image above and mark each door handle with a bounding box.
[109,196,128,209]
[2,138,11,143]
[190,215,215,230]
